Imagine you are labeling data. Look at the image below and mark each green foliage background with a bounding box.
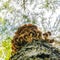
[0,0,60,60]
[0,37,12,60]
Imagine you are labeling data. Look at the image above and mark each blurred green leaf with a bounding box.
[0,37,12,60]
[0,17,6,25]
[3,0,11,8]
[0,50,2,57]
[27,19,31,22]
[0,17,4,23]
[23,15,28,19]
[3,2,9,8]
[45,0,49,8]
[32,20,36,24]
[8,7,14,13]
[23,15,31,23]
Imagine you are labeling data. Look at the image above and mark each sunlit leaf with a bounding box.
[0,50,2,57]
[0,17,6,25]
[0,37,12,60]
[0,17,4,23]
[3,0,11,8]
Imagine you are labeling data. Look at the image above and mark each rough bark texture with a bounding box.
[10,39,60,60]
